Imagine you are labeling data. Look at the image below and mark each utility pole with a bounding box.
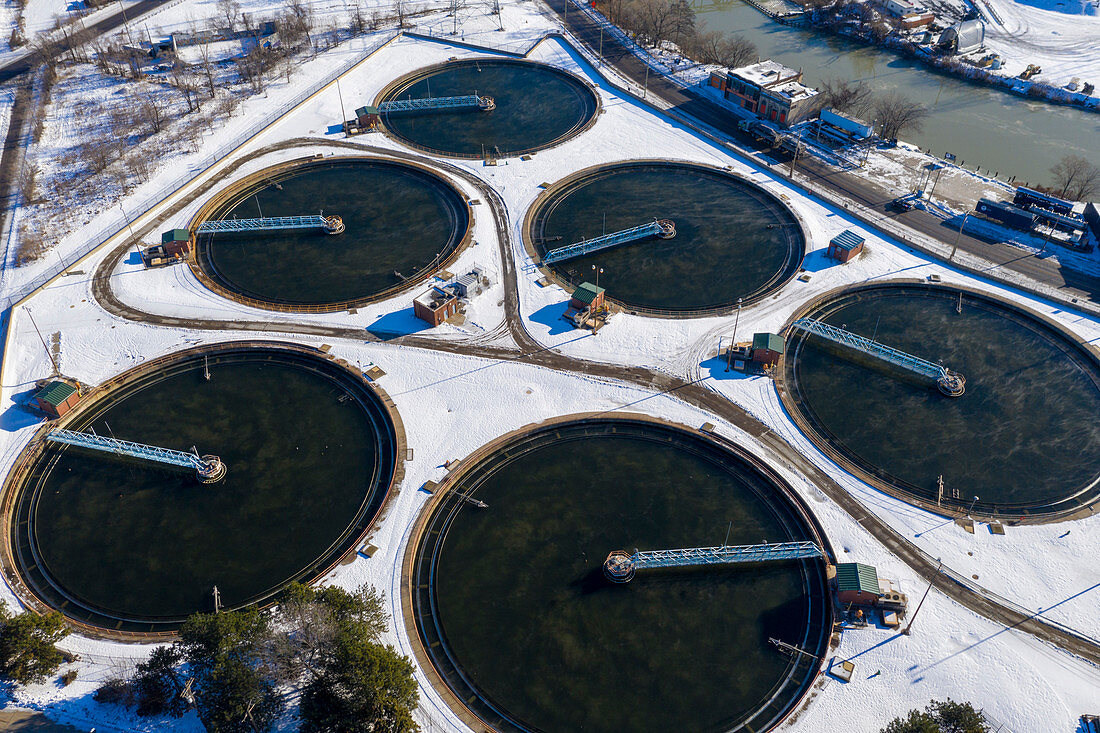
[950,211,969,260]
[643,64,649,98]
[212,585,222,613]
[27,310,60,376]
[591,264,603,289]
[598,26,603,66]
[901,560,942,636]
[936,475,944,506]
[336,77,348,136]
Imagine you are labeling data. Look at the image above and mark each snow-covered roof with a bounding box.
[730,60,818,102]
[729,59,800,88]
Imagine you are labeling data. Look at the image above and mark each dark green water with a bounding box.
[425,425,825,732]
[379,60,599,157]
[535,164,803,312]
[787,286,1100,514]
[25,351,392,624]
[199,160,468,306]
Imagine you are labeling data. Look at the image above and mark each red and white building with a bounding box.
[708,60,819,127]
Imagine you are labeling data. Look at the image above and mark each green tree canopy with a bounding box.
[0,603,69,685]
[299,637,419,733]
[882,699,989,733]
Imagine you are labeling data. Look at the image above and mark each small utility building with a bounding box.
[827,230,865,263]
[354,105,380,131]
[835,562,881,606]
[161,228,193,256]
[413,285,459,327]
[569,282,605,312]
[751,332,785,366]
[34,381,80,419]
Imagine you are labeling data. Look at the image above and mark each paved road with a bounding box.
[81,136,1100,668]
[547,0,1100,304]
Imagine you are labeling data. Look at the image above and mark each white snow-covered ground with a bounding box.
[981,0,1100,88]
[2,5,1100,733]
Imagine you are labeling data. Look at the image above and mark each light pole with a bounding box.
[950,211,969,261]
[966,495,980,518]
[726,298,743,371]
[592,264,603,289]
[644,64,650,98]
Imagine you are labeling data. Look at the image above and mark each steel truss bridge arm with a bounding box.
[632,540,825,569]
[196,215,343,234]
[792,318,947,380]
[605,540,824,582]
[378,95,492,113]
[45,429,226,482]
[541,219,676,265]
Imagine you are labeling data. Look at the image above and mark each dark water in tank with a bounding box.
[788,288,1100,510]
[537,165,803,311]
[200,160,467,306]
[433,433,814,732]
[380,60,598,157]
[32,356,386,620]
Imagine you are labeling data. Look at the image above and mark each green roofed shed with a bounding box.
[570,282,606,307]
[34,380,80,418]
[355,105,379,117]
[752,332,785,354]
[36,381,76,407]
[161,228,191,244]
[835,562,881,604]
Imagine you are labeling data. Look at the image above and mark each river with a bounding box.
[697,0,1100,183]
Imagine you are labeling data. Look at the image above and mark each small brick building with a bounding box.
[413,285,459,327]
[354,105,381,131]
[34,380,80,419]
[751,332,785,367]
[161,228,193,257]
[835,562,881,606]
[827,230,865,263]
[569,282,605,312]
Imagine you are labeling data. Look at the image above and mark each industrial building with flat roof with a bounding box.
[708,60,819,127]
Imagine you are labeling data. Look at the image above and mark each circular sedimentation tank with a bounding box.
[192,158,471,310]
[528,162,805,314]
[377,59,600,158]
[407,417,832,733]
[3,343,400,634]
[782,283,1100,520]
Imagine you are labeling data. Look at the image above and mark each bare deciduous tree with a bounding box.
[216,0,242,30]
[136,95,169,135]
[1049,155,1100,202]
[624,0,678,46]
[688,29,756,68]
[819,78,874,117]
[872,93,928,140]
